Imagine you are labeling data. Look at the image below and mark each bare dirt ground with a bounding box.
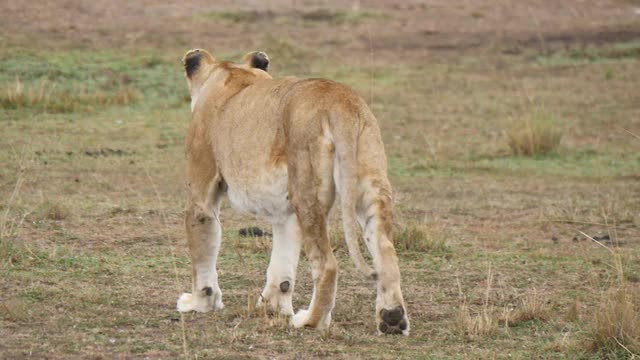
[1,0,639,359]
[4,0,640,58]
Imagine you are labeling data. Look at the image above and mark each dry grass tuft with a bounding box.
[0,76,141,113]
[589,286,640,355]
[455,264,499,338]
[566,297,581,323]
[44,202,70,221]
[1,298,31,322]
[394,223,449,254]
[583,232,640,356]
[455,302,499,338]
[1,155,31,266]
[28,201,71,222]
[508,290,550,325]
[506,111,562,156]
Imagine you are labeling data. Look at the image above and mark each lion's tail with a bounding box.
[332,109,376,279]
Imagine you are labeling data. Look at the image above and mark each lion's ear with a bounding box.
[182,49,215,79]
[243,51,270,72]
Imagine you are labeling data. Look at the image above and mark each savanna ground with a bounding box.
[1,1,640,358]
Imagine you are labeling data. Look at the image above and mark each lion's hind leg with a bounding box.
[288,144,337,330]
[289,215,336,330]
[359,180,410,335]
[258,214,302,316]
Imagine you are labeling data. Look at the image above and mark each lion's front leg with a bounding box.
[177,201,224,313]
[258,214,301,315]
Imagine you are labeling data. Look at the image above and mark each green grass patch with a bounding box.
[197,10,268,23]
[537,41,640,66]
[0,49,187,115]
[388,156,465,179]
[301,9,380,23]
[470,150,640,178]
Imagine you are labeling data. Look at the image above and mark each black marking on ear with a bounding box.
[184,50,202,78]
[202,286,213,296]
[250,52,269,71]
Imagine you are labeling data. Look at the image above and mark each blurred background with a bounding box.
[1,1,639,358]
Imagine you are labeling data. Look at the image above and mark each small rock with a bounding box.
[239,227,271,237]
[593,235,610,242]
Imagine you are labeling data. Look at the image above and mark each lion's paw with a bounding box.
[290,309,310,328]
[290,309,331,330]
[378,307,409,336]
[176,292,224,313]
[177,293,196,312]
[257,290,294,316]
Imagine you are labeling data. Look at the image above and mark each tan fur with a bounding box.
[177,49,409,334]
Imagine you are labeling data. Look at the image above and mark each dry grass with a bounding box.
[0,76,141,113]
[589,286,640,355]
[566,297,581,323]
[455,264,499,338]
[1,1,639,358]
[1,299,30,323]
[584,234,640,356]
[506,290,550,326]
[43,202,71,221]
[454,302,499,338]
[393,223,449,254]
[0,151,31,266]
[506,111,562,156]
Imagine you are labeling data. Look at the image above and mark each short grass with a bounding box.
[1,33,639,360]
[197,8,380,24]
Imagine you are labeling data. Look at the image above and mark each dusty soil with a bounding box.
[3,0,640,60]
[1,0,639,359]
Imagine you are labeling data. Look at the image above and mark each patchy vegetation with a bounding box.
[506,111,562,156]
[507,290,550,326]
[587,245,640,357]
[300,9,379,23]
[1,1,639,358]
[394,223,450,256]
[590,285,640,356]
[0,77,140,113]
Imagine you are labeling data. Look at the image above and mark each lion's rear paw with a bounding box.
[378,307,409,335]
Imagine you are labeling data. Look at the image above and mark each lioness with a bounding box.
[177,49,409,335]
